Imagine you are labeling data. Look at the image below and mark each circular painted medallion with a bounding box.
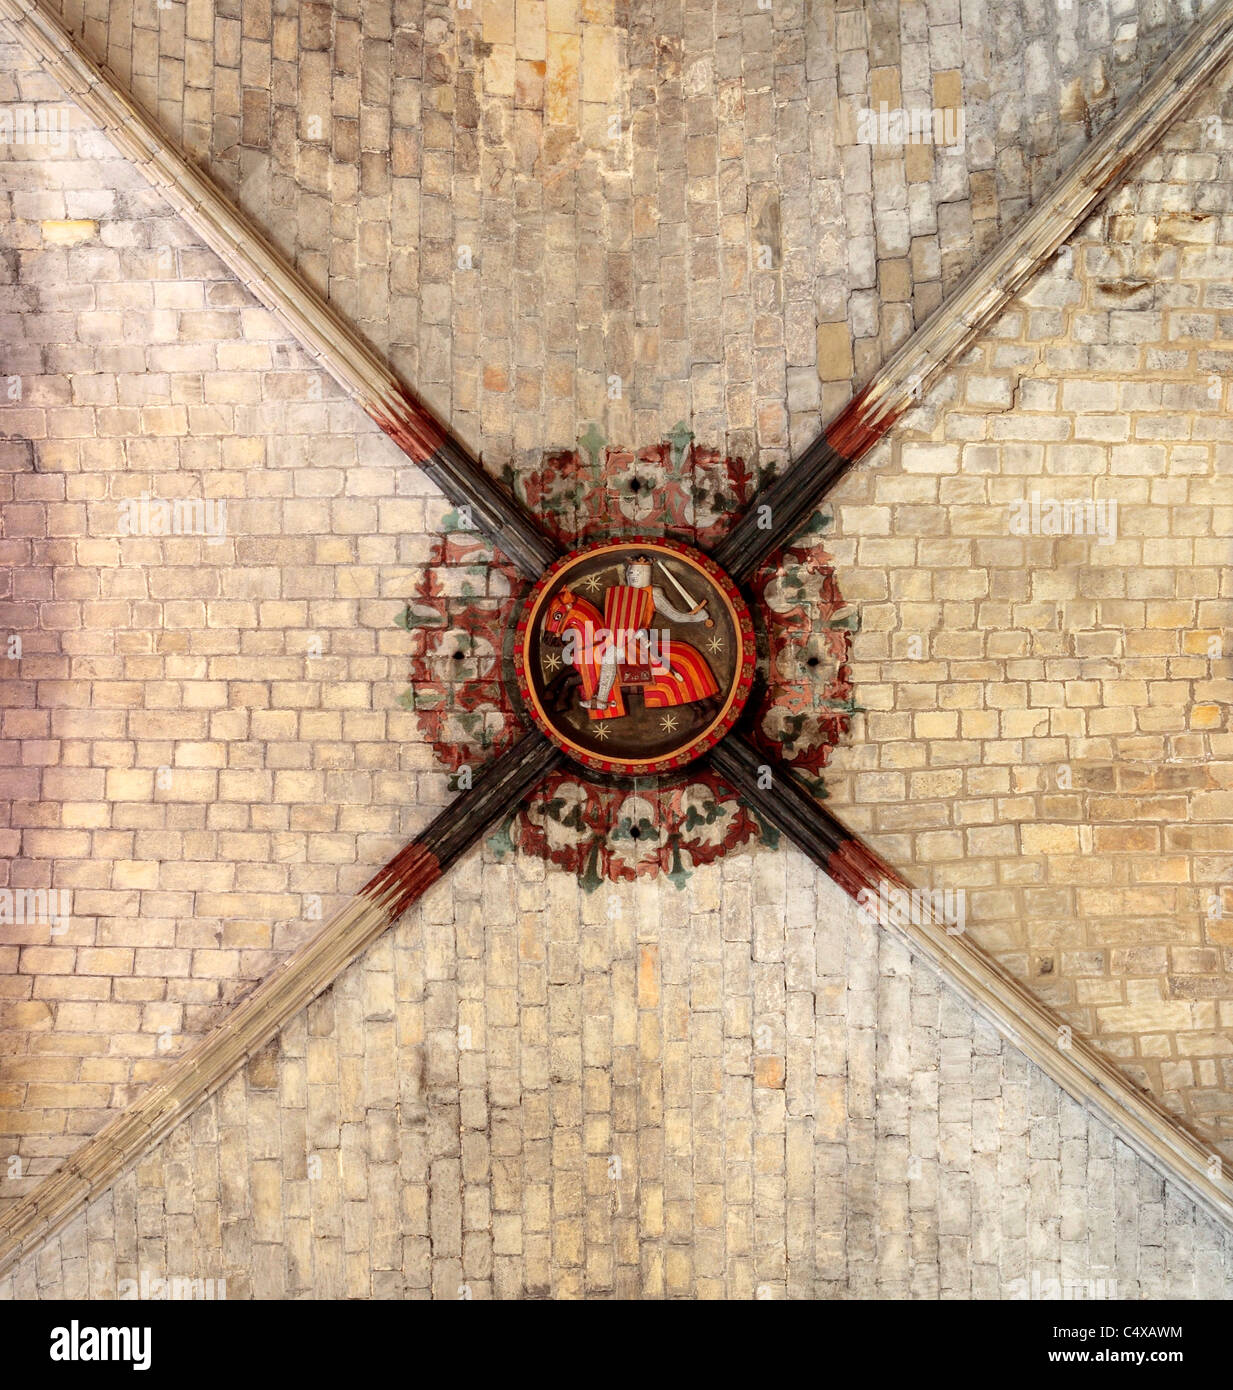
[514,538,756,776]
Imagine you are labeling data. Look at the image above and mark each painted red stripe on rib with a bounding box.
[360,841,442,924]
[366,385,449,464]
[825,835,902,903]
[824,384,904,462]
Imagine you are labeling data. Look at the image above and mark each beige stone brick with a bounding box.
[817,322,854,382]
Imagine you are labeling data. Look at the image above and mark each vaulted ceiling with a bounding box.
[2,0,1232,1293]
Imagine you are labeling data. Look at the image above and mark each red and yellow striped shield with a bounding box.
[601,584,655,637]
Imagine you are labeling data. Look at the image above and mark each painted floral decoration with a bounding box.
[396,426,857,890]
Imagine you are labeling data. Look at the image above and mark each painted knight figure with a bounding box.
[565,553,717,715]
[514,539,756,777]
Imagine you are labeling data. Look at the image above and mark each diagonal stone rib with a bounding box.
[0,731,563,1276]
[710,735,1233,1231]
[0,0,562,579]
[713,0,1233,582]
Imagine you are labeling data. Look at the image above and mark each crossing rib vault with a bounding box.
[1,0,1232,1296]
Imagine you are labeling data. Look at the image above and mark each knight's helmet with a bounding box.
[626,556,653,589]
